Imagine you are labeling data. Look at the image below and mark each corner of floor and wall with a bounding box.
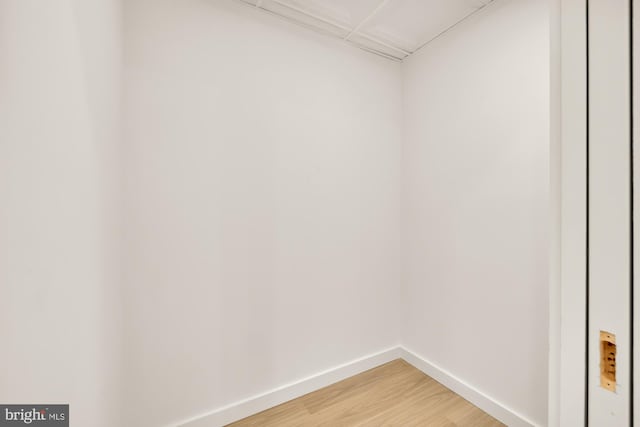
[399,0,549,425]
[1,0,550,426]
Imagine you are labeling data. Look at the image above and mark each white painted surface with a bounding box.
[588,1,632,425]
[548,0,562,425]
[401,0,550,425]
[123,0,403,425]
[556,0,588,425]
[1,0,552,425]
[0,1,122,426]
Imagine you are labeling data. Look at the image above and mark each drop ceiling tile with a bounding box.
[464,0,492,6]
[260,0,351,37]
[240,0,492,61]
[279,0,385,28]
[358,0,483,52]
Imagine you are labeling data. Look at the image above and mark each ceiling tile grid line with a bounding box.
[269,0,412,56]
[238,0,409,59]
[344,0,392,41]
[234,0,496,62]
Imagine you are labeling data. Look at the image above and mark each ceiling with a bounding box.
[236,0,494,61]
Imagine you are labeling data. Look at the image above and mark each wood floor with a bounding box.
[227,359,505,427]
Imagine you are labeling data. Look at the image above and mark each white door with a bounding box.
[588,0,632,425]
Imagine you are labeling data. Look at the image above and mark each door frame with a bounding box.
[550,0,588,425]
[551,1,636,425]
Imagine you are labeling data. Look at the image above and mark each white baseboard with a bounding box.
[176,346,403,427]
[399,346,539,427]
[176,345,539,427]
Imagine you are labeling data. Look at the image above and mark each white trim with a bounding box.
[175,346,402,427]
[557,0,588,425]
[399,347,539,427]
[176,346,537,427]
[548,0,561,425]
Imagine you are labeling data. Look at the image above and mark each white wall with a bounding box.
[402,0,549,425]
[1,1,549,424]
[122,1,403,425]
[0,1,122,426]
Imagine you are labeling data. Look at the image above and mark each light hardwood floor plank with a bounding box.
[227,359,505,427]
